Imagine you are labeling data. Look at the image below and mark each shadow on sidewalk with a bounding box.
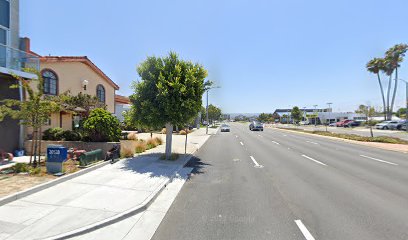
[116,153,210,180]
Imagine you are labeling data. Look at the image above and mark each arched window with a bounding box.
[42,69,58,95]
[96,84,105,103]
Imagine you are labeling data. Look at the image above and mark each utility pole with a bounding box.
[313,104,318,127]
[205,85,221,135]
[326,102,332,132]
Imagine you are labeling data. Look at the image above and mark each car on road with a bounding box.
[402,123,407,131]
[220,124,231,132]
[343,121,361,128]
[375,121,400,130]
[336,119,353,127]
[249,121,264,131]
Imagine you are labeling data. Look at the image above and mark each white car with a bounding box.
[375,121,399,130]
[220,124,231,132]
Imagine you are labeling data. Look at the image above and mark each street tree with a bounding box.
[257,113,273,123]
[367,44,408,120]
[207,104,222,124]
[0,70,60,166]
[291,106,302,124]
[366,58,387,120]
[130,52,208,159]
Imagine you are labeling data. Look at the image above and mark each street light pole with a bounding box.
[206,90,209,134]
[326,102,332,132]
[313,104,318,127]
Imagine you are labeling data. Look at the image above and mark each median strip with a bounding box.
[295,220,316,240]
[301,154,327,166]
[359,155,398,166]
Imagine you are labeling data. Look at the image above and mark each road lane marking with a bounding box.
[250,156,263,168]
[360,155,398,166]
[235,135,238,138]
[306,141,319,145]
[295,220,316,240]
[271,141,280,145]
[301,155,327,166]
[283,134,287,136]
[240,142,244,146]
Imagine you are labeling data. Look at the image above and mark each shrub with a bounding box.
[12,163,29,173]
[127,132,138,140]
[147,138,158,147]
[154,137,163,145]
[29,167,41,175]
[42,127,64,140]
[179,130,187,135]
[161,128,166,134]
[83,108,121,142]
[121,146,135,158]
[135,141,147,153]
[61,130,82,141]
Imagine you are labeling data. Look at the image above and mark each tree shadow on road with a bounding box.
[184,156,211,176]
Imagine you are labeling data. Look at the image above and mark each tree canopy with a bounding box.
[130,52,208,128]
[291,106,302,123]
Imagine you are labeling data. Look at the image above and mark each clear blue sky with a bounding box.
[21,0,408,113]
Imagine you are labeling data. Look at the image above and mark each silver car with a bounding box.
[375,121,400,130]
[220,124,231,132]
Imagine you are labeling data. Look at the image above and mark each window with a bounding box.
[96,84,105,103]
[0,28,6,45]
[0,0,10,29]
[42,70,58,95]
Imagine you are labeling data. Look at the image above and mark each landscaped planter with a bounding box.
[24,140,120,156]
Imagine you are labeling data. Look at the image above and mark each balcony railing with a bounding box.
[0,43,40,74]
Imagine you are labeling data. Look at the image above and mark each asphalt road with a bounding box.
[152,122,408,240]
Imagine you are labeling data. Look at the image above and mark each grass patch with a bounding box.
[278,127,408,144]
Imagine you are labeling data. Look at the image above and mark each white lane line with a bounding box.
[306,141,319,145]
[271,140,280,145]
[283,134,287,136]
[240,142,244,146]
[301,154,327,166]
[250,156,263,168]
[295,220,316,240]
[360,155,398,166]
[235,135,238,138]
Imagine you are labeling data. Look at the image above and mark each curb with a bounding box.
[273,127,408,154]
[0,161,110,206]
[45,153,196,240]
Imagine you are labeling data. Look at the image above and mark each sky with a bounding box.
[21,0,408,113]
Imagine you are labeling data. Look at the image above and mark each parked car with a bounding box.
[396,120,407,130]
[328,122,337,127]
[249,121,264,131]
[336,119,353,127]
[220,124,231,132]
[375,121,400,130]
[343,121,361,128]
[401,123,407,131]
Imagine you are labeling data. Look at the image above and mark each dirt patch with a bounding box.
[0,174,56,198]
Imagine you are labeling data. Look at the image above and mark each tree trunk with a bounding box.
[165,123,173,160]
[38,126,42,166]
[33,128,38,167]
[29,129,34,165]
[386,75,393,120]
[185,128,188,154]
[377,73,387,121]
[390,67,398,119]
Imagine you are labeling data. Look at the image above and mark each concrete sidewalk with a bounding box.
[0,127,218,240]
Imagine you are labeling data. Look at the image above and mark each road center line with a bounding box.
[271,140,280,145]
[249,156,261,167]
[240,142,244,146]
[306,141,319,145]
[360,155,398,166]
[301,154,327,166]
[295,220,316,240]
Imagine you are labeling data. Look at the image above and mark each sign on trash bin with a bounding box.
[46,145,67,174]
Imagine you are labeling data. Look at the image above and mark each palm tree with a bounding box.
[386,44,408,120]
[366,58,387,120]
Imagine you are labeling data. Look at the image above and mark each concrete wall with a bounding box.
[24,140,120,156]
[0,74,20,152]
[114,103,130,122]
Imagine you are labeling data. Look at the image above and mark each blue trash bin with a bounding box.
[46,145,67,174]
